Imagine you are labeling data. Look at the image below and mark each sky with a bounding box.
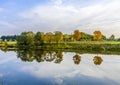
[0,0,120,37]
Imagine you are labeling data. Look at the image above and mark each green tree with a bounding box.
[17,31,35,47]
[80,32,93,41]
[102,35,106,40]
[109,34,115,41]
[44,32,54,43]
[54,31,63,43]
[34,32,44,46]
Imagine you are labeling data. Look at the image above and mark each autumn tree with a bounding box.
[54,31,63,43]
[44,32,54,43]
[93,30,102,41]
[73,30,81,41]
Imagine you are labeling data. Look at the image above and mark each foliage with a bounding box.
[34,32,44,46]
[109,34,115,41]
[80,32,93,41]
[54,31,63,43]
[73,30,81,41]
[1,35,17,41]
[93,30,102,40]
[17,31,35,47]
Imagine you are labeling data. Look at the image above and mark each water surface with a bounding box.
[0,50,120,85]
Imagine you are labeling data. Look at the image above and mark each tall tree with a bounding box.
[34,32,44,46]
[73,30,81,41]
[17,31,35,47]
[93,30,102,40]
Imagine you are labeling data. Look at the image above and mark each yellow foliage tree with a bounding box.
[73,30,81,41]
[93,30,102,40]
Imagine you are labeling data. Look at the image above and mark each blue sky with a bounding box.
[0,0,120,37]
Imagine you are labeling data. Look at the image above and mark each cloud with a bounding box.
[0,8,4,12]
[17,0,120,37]
[51,0,63,6]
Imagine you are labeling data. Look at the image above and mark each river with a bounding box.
[0,50,120,85]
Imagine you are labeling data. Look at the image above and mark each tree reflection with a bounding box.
[93,56,103,65]
[15,49,104,65]
[17,50,63,63]
[17,50,35,62]
[73,54,81,65]
[54,51,63,63]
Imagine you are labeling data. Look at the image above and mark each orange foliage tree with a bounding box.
[73,30,81,41]
[93,30,102,40]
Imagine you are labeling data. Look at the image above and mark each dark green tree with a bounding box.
[34,32,44,46]
[109,34,115,41]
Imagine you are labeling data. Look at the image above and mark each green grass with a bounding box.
[0,41,17,47]
[66,41,120,45]
[7,41,17,45]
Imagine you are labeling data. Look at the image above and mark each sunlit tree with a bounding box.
[44,32,54,43]
[93,30,102,40]
[54,31,63,43]
[73,30,81,41]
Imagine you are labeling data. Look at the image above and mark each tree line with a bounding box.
[16,30,120,47]
[0,35,17,41]
[0,30,119,46]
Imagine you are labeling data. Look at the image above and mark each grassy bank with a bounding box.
[1,41,120,52]
[0,41,17,47]
[37,41,120,52]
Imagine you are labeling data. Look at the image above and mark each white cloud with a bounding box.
[52,0,63,6]
[0,8,4,12]
[18,0,120,37]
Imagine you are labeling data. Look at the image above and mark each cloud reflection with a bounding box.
[20,53,120,84]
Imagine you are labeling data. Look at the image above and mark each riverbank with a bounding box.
[1,41,120,52]
[38,41,120,52]
[0,41,17,47]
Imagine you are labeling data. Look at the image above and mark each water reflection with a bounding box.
[0,49,120,85]
[17,50,63,64]
[17,50,103,65]
[93,56,103,65]
[73,54,81,65]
